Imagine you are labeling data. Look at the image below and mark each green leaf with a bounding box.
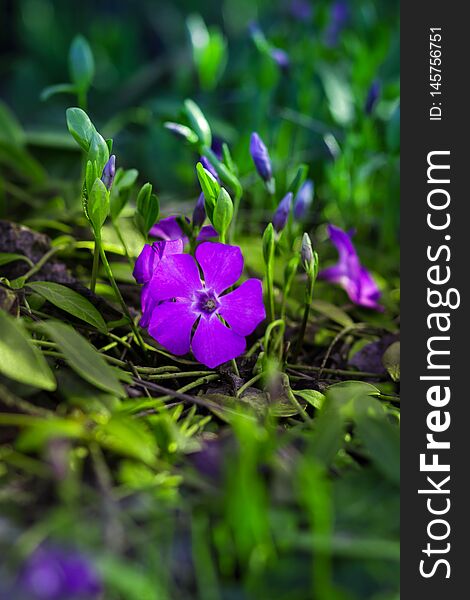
[164,122,199,145]
[69,35,95,92]
[94,416,157,465]
[0,252,34,268]
[196,162,220,221]
[110,168,139,220]
[0,310,56,390]
[40,83,77,102]
[184,98,212,147]
[88,178,110,233]
[311,299,354,328]
[0,101,25,147]
[135,183,159,237]
[382,341,400,381]
[27,281,107,332]
[88,129,110,173]
[187,15,227,91]
[39,321,125,398]
[356,413,400,485]
[293,389,325,409]
[213,187,233,238]
[66,107,95,151]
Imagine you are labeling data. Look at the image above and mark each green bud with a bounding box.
[88,178,109,234]
[213,187,233,240]
[69,35,95,93]
[196,162,220,222]
[184,99,212,148]
[135,183,160,238]
[66,107,94,152]
[301,233,319,280]
[263,223,275,266]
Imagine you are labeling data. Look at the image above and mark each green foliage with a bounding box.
[0,309,56,390]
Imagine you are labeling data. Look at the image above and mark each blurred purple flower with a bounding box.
[250,133,273,183]
[365,80,381,115]
[101,155,116,190]
[270,48,290,70]
[318,224,382,310]
[272,192,293,232]
[145,242,265,368]
[325,0,350,47]
[199,156,219,181]
[17,545,101,600]
[290,0,313,21]
[293,179,314,220]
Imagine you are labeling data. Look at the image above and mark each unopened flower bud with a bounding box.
[272,192,293,232]
[101,155,116,190]
[293,179,314,220]
[250,132,273,183]
[192,193,206,228]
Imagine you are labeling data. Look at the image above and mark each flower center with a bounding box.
[195,289,219,315]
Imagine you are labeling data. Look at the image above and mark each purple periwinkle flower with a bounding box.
[199,156,219,181]
[318,224,382,310]
[250,133,273,183]
[365,80,381,115]
[149,216,217,244]
[144,242,266,368]
[293,179,314,220]
[17,545,102,600]
[272,192,293,232]
[270,48,290,70]
[101,154,116,190]
[133,239,184,327]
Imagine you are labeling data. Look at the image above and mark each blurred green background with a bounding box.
[0,0,399,268]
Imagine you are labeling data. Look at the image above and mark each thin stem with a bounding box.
[293,274,315,361]
[287,364,385,379]
[113,220,134,269]
[265,266,275,323]
[22,244,68,283]
[90,236,100,293]
[236,372,264,398]
[98,243,146,352]
[231,359,240,378]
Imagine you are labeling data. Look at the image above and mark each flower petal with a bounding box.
[197,225,218,241]
[192,316,246,368]
[148,300,197,355]
[218,279,265,335]
[195,242,243,294]
[147,253,202,303]
[150,216,189,242]
[133,240,184,284]
[327,224,359,268]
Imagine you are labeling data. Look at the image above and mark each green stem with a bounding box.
[236,372,264,398]
[293,274,315,361]
[22,244,68,283]
[265,266,275,323]
[113,220,134,269]
[98,242,146,352]
[90,236,100,293]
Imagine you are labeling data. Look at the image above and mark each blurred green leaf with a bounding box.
[382,341,400,381]
[184,99,212,148]
[187,14,227,91]
[0,309,56,390]
[69,34,95,92]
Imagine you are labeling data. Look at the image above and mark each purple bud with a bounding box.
[270,48,290,70]
[199,156,219,180]
[192,193,206,228]
[290,0,313,21]
[293,180,314,220]
[325,0,349,47]
[272,192,293,232]
[365,80,381,115]
[250,132,273,183]
[101,154,116,190]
